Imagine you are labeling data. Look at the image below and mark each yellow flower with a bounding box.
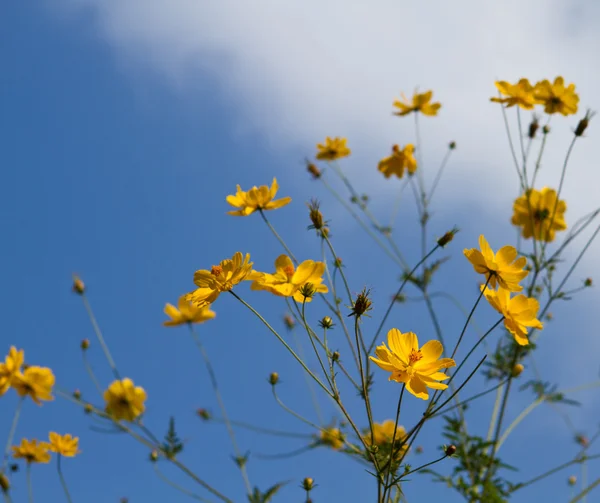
[482,286,543,346]
[11,366,55,405]
[370,329,455,400]
[0,346,24,396]
[377,144,417,179]
[464,235,529,292]
[393,90,441,117]
[103,378,147,422]
[511,187,567,242]
[190,252,253,304]
[48,433,81,457]
[315,137,351,161]
[249,255,328,302]
[163,295,216,326]
[12,439,51,464]
[490,79,536,110]
[226,178,291,216]
[534,77,579,116]
[363,421,408,460]
[318,427,345,450]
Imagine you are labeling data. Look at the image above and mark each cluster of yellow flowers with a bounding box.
[12,433,80,464]
[0,347,54,404]
[491,76,579,115]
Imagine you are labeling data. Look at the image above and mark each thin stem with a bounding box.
[209,417,311,439]
[496,396,544,451]
[2,398,23,471]
[430,379,509,419]
[188,324,252,495]
[300,300,334,391]
[81,351,103,397]
[81,295,121,380]
[353,319,375,446]
[382,386,405,502]
[57,455,73,503]
[499,98,525,190]
[153,463,211,502]
[26,463,33,503]
[570,477,600,503]
[230,291,333,397]
[271,386,322,431]
[428,148,453,202]
[397,453,448,480]
[389,178,411,229]
[259,209,297,264]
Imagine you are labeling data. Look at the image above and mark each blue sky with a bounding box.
[1,2,600,502]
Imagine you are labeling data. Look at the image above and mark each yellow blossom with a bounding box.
[370,329,455,400]
[316,137,351,161]
[377,144,417,179]
[318,427,344,450]
[393,90,441,117]
[12,439,51,464]
[534,77,579,115]
[464,235,529,292]
[48,433,81,457]
[11,366,55,405]
[163,295,216,326]
[103,378,147,422]
[0,346,24,396]
[363,420,408,459]
[490,79,536,110]
[511,187,567,242]
[190,252,253,304]
[482,286,543,346]
[226,178,291,216]
[249,255,328,302]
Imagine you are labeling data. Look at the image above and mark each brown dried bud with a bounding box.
[307,199,324,230]
[575,434,589,447]
[437,228,458,247]
[349,288,372,318]
[528,115,540,139]
[306,162,322,179]
[445,444,457,456]
[574,110,595,137]
[196,408,211,420]
[283,314,295,330]
[269,372,279,385]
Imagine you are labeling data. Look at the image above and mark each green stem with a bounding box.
[259,209,298,264]
[382,386,405,502]
[82,295,121,380]
[2,398,23,471]
[188,324,252,495]
[271,386,321,431]
[26,463,33,503]
[57,455,73,503]
[496,396,544,451]
[81,351,103,397]
[570,477,600,503]
[153,463,211,502]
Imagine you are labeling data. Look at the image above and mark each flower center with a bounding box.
[211,265,223,276]
[327,148,338,157]
[283,265,295,278]
[118,397,131,408]
[408,349,423,365]
[534,208,550,221]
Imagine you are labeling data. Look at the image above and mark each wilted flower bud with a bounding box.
[307,199,325,230]
[283,314,296,330]
[568,475,577,486]
[437,228,458,247]
[349,288,372,318]
[72,275,85,295]
[574,110,595,137]
[306,161,322,179]
[73,389,82,400]
[319,316,334,329]
[0,473,9,493]
[196,408,211,420]
[584,278,593,287]
[149,450,159,462]
[528,115,540,139]
[302,477,314,491]
[84,404,93,415]
[331,351,340,362]
[80,339,90,351]
[445,444,457,456]
[511,363,524,377]
[269,372,279,385]
[299,282,317,300]
[449,141,457,150]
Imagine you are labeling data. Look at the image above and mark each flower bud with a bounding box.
[584,278,593,287]
[415,446,423,454]
[84,404,93,414]
[568,475,577,486]
[269,372,279,385]
[511,363,524,377]
[0,473,9,493]
[333,257,343,268]
[81,339,90,351]
[449,141,457,150]
[196,408,211,420]
[319,316,334,329]
[307,200,324,230]
[437,228,458,247]
[349,288,372,318]
[120,498,129,503]
[299,282,317,300]
[444,444,457,456]
[542,124,551,135]
[331,351,340,362]
[545,312,553,321]
[9,464,18,473]
[149,450,159,462]
[528,115,540,139]
[73,389,82,400]
[306,161,322,179]
[574,110,595,137]
[72,275,85,294]
[302,477,314,491]
[575,434,589,447]
[283,314,295,330]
